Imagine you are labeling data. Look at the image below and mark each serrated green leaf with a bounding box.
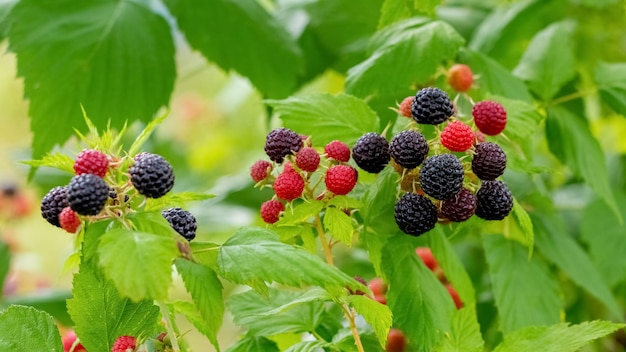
[228,287,325,336]
[218,227,364,293]
[513,21,576,101]
[175,259,223,351]
[164,0,301,98]
[276,200,324,227]
[190,242,220,271]
[98,228,177,301]
[8,0,175,158]
[546,107,621,220]
[327,196,362,209]
[257,288,330,317]
[378,0,412,29]
[4,291,73,328]
[145,192,215,211]
[333,327,384,352]
[284,340,328,352]
[22,153,75,174]
[382,235,454,351]
[483,234,560,333]
[0,305,62,352]
[434,307,484,352]
[128,112,168,156]
[225,336,280,352]
[267,93,379,147]
[67,259,159,352]
[323,207,354,246]
[349,295,392,348]
[0,240,10,290]
[493,321,625,352]
[171,301,219,348]
[506,198,534,251]
[594,62,626,116]
[485,95,543,141]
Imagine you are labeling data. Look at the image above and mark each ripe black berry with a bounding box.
[441,188,477,222]
[389,130,429,169]
[475,180,513,220]
[41,186,69,227]
[264,128,303,163]
[419,154,464,200]
[352,133,390,173]
[129,153,175,198]
[162,207,197,241]
[472,142,506,180]
[67,174,109,216]
[394,193,437,236]
[411,87,454,125]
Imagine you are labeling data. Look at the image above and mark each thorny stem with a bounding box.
[158,300,181,352]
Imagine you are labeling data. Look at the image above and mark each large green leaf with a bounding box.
[545,107,620,219]
[284,341,329,352]
[267,93,379,147]
[513,21,576,101]
[594,62,626,116]
[483,234,560,333]
[323,207,355,246]
[348,295,393,348]
[382,235,455,351]
[0,0,17,41]
[378,0,441,28]
[493,321,625,352]
[175,259,223,351]
[434,307,484,352]
[8,0,175,157]
[0,306,62,351]
[225,336,280,352]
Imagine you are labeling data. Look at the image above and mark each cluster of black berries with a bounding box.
[353,87,513,236]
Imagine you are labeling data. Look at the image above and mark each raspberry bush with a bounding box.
[2,1,626,352]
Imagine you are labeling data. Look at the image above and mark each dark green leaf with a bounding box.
[323,207,355,246]
[0,305,62,351]
[349,295,392,347]
[0,240,10,290]
[8,0,175,157]
[434,307,484,352]
[594,62,626,116]
[333,327,384,352]
[225,336,279,352]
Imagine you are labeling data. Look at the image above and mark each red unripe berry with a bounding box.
[59,207,81,233]
[369,277,388,295]
[295,147,320,172]
[324,140,351,162]
[62,330,86,352]
[325,165,358,195]
[111,335,136,352]
[474,130,486,145]
[273,170,305,201]
[73,149,109,177]
[386,328,407,352]
[260,199,284,224]
[374,293,387,305]
[398,96,414,118]
[448,64,474,92]
[440,120,475,152]
[472,100,507,136]
[250,160,272,182]
[416,247,438,271]
[446,283,464,309]
[347,276,367,295]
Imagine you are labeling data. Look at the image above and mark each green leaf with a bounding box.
[532,213,621,318]
[349,295,393,348]
[0,240,10,290]
[228,287,325,336]
[174,259,223,351]
[0,305,62,351]
[171,301,221,348]
[485,95,543,141]
[323,207,355,246]
[284,340,328,352]
[67,260,159,352]
[276,200,324,227]
[546,107,621,220]
[164,0,302,98]
[378,0,441,28]
[225,336,279,352]
[218,227,365,293]
[98,228,177,301]
[513,21,576,101]
[327,196,362,209]
[145,192,215,211]
[128,111,168,156]
[594,62,626,116]
[8,0,175,158]
[22,153,75,174]
[507,198,534,251]
[190,242,220,271]
[434,307,484,352]
[493,321,625,352]
[483,234,560,333]
[0,0,16,40]
[267,93,380,147]
[5,291,73,330]
[333,327,384,352]
[382,235,454,351]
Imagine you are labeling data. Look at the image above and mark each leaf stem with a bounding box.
[548,89,597,106]
[158,300,181,352]
[314,214,334,266]
[341,304,365,352]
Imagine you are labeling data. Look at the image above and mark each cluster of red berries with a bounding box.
[251,128,358,224]
[61,330,138,352]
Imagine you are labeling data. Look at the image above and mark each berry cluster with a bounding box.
[251,128,358,224]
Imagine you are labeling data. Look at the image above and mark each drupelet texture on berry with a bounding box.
[441,120,474,152]
[273,169,305,201]
[411,87,454,125]
[260,199,284,224]
[73,149,109,177]
[352,133,390,173]
[162,207,197,241]
[296,147,320,172]
[475,180,513,220]
[324,140,351,162]
[394,193,438,236]
[129,153,174,198]
[389,130,429,169]
[419,154,464,200]
[67,174,109,216]
[41,186,69,227]
[264,128,303,163]
[472,100,507,135]
[441,188,477,222]
[111,335,136,352]
[250,160,272,182]
[59,207,81,233]
[325,165,358,195]
[472,142,507,180]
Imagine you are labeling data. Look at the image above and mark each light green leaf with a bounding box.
[258,288,330,317]
[493,321,625,352]
[349,295,393,348]
[22,153,75,174]
[594,62,626,116]
[267,93,379,147]
[99,228,177,301]
[8,0,175,158]
[434,307,484,352]
[164,0,301,98]
[128,112,168,156]
[483,234,560,333]
[172,301,221,349]
[0,0,16,40]
[284,340,328,352]
[225,336,279,352]
[175,259,223,351]
[323,207,355,246]
[513,21,576,101]
[327,196,362,209]
[276,200,324,227]
[190,242,220,271]
[506,198,534,251]
[145,192,215,211]
[0,305,62,352]
[378,0,412,28]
